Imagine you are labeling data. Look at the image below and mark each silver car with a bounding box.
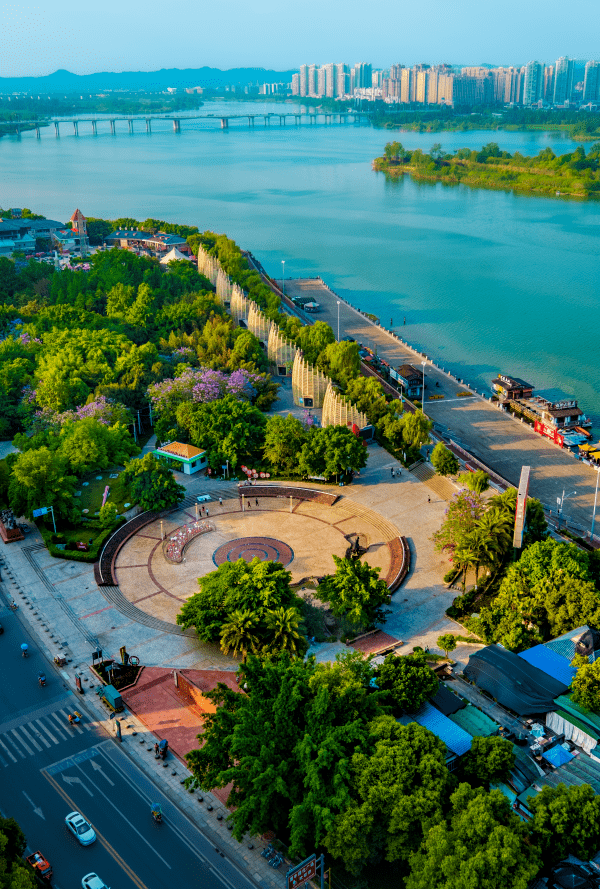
[65,811,96,846]
[82,875,110,889]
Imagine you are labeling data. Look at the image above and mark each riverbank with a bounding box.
[373,152,600,199]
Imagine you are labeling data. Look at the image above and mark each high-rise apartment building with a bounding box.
[299,65,308,97]
[291,73,300,95]
[316,66,326,97]
[336,63,350,97]
[523,61,542,104]
[351,62,372,91]
[553,56,574,104]
[583,60,600,102]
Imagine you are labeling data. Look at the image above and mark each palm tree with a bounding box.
[477,509,513,565]
[264,607,304,656]
[453,537,479,592]
[220,609,259,660]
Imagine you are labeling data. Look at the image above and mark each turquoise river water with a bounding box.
[1,99,599,421]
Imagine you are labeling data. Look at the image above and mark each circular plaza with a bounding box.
[113,489,405,625]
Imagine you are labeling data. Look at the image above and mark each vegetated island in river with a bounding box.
[373,140,600,199]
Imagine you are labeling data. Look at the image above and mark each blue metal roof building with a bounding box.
[518,645,576,687]
[411,702,473,757]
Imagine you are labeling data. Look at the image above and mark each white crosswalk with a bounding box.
[0,707,92,766]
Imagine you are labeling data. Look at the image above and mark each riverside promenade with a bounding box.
[284,278,600,537]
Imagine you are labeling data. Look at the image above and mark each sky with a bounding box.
[1,0,598,78]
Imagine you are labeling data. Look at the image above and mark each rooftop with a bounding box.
[449,702,498,737]
[518,644,576,687]
[155,442,206,460]
[410,700,473,756]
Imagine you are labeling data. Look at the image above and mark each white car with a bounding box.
[82,875,110,889]
[65,811,96,846]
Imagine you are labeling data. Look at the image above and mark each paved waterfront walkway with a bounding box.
[285,278,600,536]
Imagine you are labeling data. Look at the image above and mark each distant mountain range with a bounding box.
[0,67,297,93]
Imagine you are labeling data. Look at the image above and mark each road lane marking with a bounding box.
[9,728,32,756]
[45,713,69,740]
[43,772,150,889]
[75,763,172,869]
[34,719,57,746]
[62,774,94,797]
[0,738,17,763]
[90,759,115,786]
[22,791,45,819]
[18,725,43,752]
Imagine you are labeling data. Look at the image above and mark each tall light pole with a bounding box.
[591,469,600,539]
[281,260,285,297]
[421,361,426,412]
[337,300,341,341]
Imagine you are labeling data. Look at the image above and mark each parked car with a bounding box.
[82,874,109,889]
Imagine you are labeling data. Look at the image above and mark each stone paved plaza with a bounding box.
[114,491,399,625]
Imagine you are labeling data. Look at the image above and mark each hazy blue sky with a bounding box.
[1,0,598,77]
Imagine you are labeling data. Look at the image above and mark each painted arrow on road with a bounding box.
[62,774,93,797]
[90,760,115,786]
[22,792,45,820]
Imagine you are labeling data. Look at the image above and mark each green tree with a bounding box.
[529,783,600,865]
[8,448,77,520]
[177,557,303,654]
[98,502,118,528]
[437,634,456,657]
[344,376,390,425]
[176,395,266,471]
[407,784,540,889]
[297,426,367,482]
[318,556,390,628]
[399,410,432,450]
[264,606,306,656]
[461,736,515,787]
[317,340,361,388]
[296,321,335,364]
[324,716,451,872]
[375,651,438,713]
[571,657,600,711]
[121,453,185,511]
[433,490,485,558]
[220,609,260,659]
[263,414,308,476]
[58,418,139,474]
[458,469,490,494]
[430,442,459,476]
[0,815,35,889]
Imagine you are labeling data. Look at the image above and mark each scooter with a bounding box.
[21,644,29,658]
[9,600,18,611]
[151,804,162,824]
[38,672,46,687]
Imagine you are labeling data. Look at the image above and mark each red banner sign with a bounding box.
[534,420,564,448]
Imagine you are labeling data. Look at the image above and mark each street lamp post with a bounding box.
[557,489,576,530]
[337,301,341,341]
[281,260,285,297]
[591,470,600,539]
[421,361,426,412]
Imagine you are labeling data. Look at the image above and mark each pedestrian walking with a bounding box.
[390,317,393,327]
[205,508,209,517]
[255,498,259,507]
[403,316,406,325]
[247,502,251,509]
[391,467,394,478]
[219,497,222,507]
[428,496,431,503]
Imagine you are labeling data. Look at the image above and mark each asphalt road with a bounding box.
[0,603,255,889]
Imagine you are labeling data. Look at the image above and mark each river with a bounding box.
[2,99,599,424]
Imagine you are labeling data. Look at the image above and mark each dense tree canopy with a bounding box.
[120,453,185,512]
[317,556,390,628]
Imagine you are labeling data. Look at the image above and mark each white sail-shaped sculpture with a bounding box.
[247,301,271,345]
[322,382,368,429]
[230,285,249,326]
[267,324,296,375]
[216,268,232,305]
[291,351,330,408]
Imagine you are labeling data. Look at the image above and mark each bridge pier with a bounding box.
[173,118,181,133]
[54,121,60,136]
[146,118,151,133]
[91,120,97,135]
[110,119,115,135]
[295,115,301,125]
[279,116,285,125]
[220,118,228,129]
[264,116,270,125]
[73,121,78,135]
[247,116,255,126]
[128,119,133,134]
[35,126,41,139]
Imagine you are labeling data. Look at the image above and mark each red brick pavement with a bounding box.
[349,630,399,654]
[121,666,241,786]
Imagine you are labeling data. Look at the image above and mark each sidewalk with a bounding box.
[0,559,287,889]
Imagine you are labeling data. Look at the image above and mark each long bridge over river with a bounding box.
[8,111,371,137]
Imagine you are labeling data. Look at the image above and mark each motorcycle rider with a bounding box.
[20,643,28,658]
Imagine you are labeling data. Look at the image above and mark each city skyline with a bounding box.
[1,0,599,78]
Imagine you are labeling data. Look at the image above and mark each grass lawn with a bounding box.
[75,469,133,517]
